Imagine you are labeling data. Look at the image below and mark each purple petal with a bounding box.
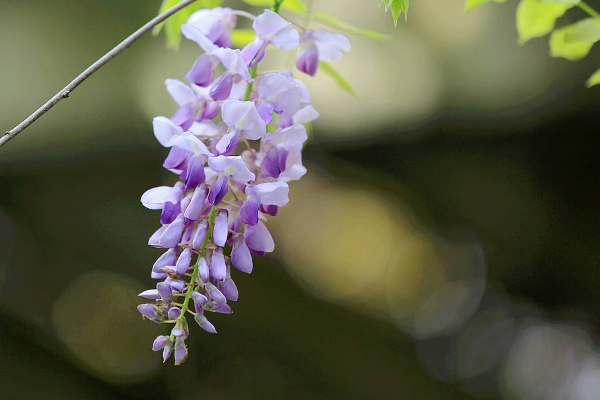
[186,54,214,87]
[152,335,170,352]
[296,44,319,76]
[209,73,234,101]
[213,209,229,247]
[172,104,195,130]
[158,214,185,248]
[163,146,189,170]
[184,156,206,190]
[175,248,192,275]
[198,256,210,282]
[174,337,188,365]
[244,221,274,253]
[160,201,180,225]
[157,282,173,301]
[260,146,282,178]
[241,38,267,67]
[240,195,260,226]
[168,306,182,320]
[210,248,227,280]
[194,314,217,333]
[208,175,229,205]
[231,234,253,273]
[184,184,208,221]
[216,130,240,156]
[218,278,239,301]
[192,220,209,250]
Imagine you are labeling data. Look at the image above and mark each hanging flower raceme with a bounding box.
[138,6,350,366]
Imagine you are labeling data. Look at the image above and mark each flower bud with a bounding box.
[231,234,253,273]
[171,318,189,338]
[213,209,229,247]
[158,214,185,248]
[218,277,239,301]
[184,184,208,221]
[205,282,227,304]
[174,337,188,365]
[192,221,207,250]
[210,248,227,280]
[157,282,172,301]
[198,256,210,282]
[168,306,182,320]
[191,291,209,306]
[152,335,170,352]
[194,313,217,333]
[175,248,192,275]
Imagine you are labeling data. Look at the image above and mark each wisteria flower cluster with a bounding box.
[138,5,350,365]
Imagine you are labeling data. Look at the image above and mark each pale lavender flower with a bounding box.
[186,7,237,48]
[241,9,300,66]
[296,30,351,76]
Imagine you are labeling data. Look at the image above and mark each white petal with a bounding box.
[212,48,252,81]
[293,105,320,124]
[208,155,255,183]
[169,132,213,157]
[314,30,351,62]
[165,79,197,106]
[141,186,182,210]
[153,116,183,147]
[263,124,308,147]
[253,10,299,50]
[253,182,289,206]
[189,121,225,138]
[222,100,266,140]
[181,24,218,53]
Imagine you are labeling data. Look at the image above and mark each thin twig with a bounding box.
[0,0,200,149]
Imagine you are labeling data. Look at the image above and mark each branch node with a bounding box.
[62,91,70,98]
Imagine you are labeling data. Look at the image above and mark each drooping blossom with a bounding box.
[138,7,349,366]
[296,30,351,76]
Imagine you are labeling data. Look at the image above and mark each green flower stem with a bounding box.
[176,206,218,323]
[579,2,600,20]
[243,0,285,101]
[272,0,286,13]
[244,66,259,101]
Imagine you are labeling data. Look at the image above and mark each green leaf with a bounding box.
[563,18,600,42]
[390,0,410,25]
[464,0,508,12]
[378,0,409,25]
[585,68,600,87]
[319,62,355,95]
[516,0,573,44]
[550,23,594,60]
[541,0,580,4]
[231,29,256,48]
[240,0,306,13]
[153,0,224,50]
[314,12,390,41]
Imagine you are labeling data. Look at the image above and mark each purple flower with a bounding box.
[139,3,347,366]
[241,10,300,66]
[194,314,217,333]
[245,221,275,253]
[213,209,229,247]
[296,30,351,77]
[186,7,237,48]
[231,234,253,273]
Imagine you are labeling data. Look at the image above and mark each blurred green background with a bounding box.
[2,0,600,399]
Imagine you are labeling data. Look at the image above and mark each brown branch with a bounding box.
[0,0,200,149]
